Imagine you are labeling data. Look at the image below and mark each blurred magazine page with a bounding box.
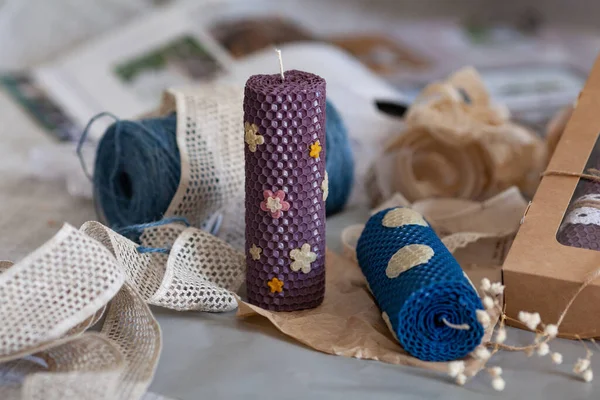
[33,1,231,139]
[25,0,409,140]
[2,0,595,140]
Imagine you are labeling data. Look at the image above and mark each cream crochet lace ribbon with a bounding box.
[0,221,245,400]
[0,84,248,399]
[158,84,245,242]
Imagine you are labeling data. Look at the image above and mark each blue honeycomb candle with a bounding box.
[243,70,327,311]
[356,207,484,361]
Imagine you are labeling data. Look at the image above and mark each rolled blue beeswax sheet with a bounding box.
[356,207,484,362]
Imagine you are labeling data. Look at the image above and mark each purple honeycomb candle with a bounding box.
[244,68,327,311]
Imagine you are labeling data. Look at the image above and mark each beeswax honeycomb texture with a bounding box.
[244,71,327,311]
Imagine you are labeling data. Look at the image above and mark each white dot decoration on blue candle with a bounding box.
[382,208,428,228]
[386,244,435,278]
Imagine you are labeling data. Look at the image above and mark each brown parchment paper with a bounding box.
[237,250,499,375]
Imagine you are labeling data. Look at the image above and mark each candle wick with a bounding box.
[275,48,284,81]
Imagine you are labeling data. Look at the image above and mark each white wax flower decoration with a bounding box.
[290,244,317,274]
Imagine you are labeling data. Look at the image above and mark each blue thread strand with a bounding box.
[77,111,120,180]
[116,216,190,239]
[137,246,171,254]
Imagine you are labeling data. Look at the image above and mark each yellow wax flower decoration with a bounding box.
[267,277,284,293]
[244,122,264,152]
[309,140,322,158]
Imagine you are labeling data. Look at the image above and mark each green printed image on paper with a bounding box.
[114,35,222,101]
[0,73,80,141]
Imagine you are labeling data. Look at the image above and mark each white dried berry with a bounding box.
[518,311,541,331]
[488,366,503,377]
[491,377,506,391]
[448,361,465,378]
[480,278,491,292]
[474,346,491,360]
[476,309,491,329]
[537,342,550,356]
[495,328,507,344]
[482,296,494,310]
[551,352,563,365]
[574,358,591,374]
[544,324,558,338]
[490,282,505,295]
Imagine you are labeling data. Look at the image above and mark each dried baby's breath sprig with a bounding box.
[525,347,534,357]
[461,269,600,391]
[496,312,558,362]
[574,358,591,374]
[464,279,561,391]
[454,279,506,390]
[571,337,595,382]
[487,366,505,391]
[461,280,509,391]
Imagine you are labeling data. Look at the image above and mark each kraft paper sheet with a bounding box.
[237,250,500,375]
[237,187,526,374]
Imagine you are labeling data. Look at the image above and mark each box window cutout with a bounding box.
[556,133,600,251]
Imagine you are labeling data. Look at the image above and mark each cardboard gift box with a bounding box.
[503,57,600,338]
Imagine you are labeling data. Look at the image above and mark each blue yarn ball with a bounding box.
[325,100,354,216]
[92,100,354,232]
[93,114,181,230]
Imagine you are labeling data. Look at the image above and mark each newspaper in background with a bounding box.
[0,0,595,141]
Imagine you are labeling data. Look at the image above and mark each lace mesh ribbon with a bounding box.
[158,84,246,238]
[0,84,248,399]
[0,221,244,399]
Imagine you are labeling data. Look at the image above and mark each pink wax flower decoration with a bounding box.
[260,190,290,218]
